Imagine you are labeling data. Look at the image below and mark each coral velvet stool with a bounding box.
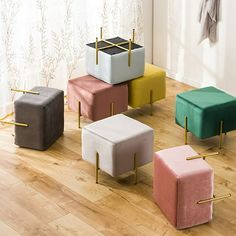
[14,87,64,151]
[67,75,128,127]
[153,145,214,229]
[176,86,236,148]
[82,114,154,184]
[128,63,166,115]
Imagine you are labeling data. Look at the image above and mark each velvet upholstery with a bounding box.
[86,37,145,84]
[14,86,64,151]
[128,63,166,108]
[82,114,154,177]
[67,75,128,121]
[176,86,236,139]
[153,145,213,229]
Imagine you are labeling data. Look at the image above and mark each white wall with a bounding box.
[153,0,236,96]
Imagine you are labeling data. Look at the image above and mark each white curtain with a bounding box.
[0,0,144,117]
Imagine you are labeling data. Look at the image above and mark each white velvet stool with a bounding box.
[82,114,154,184]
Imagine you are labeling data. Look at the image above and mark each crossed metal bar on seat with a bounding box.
[95,27,135,66]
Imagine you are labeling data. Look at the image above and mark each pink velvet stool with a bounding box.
[67,75,128,126]
[153,145,214,229]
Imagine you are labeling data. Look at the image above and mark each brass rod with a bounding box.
[103,40,129,51]
[78,101,81,129]
[96,37,98,65]
[186,152,219,161]
[128,39,131,67]
[0,120,28,127]
[134,153,138,184]
[100,27,103,40]
[150,90,153,116]
[110,102,114,116]
[98,41,129,51]
[132,29,135,43]
[197,193,231,204]
[96,152,99,184]
[0,112,14,121]
[219,120,223,149]
[11,89,39,95]
[184,116,188,145]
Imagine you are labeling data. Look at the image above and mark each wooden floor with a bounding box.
[0,78,235,236]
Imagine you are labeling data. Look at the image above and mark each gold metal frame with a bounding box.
[184,116,188,145]
[11,88,40,95]
[110,102,114,116]
[0,120,28,127]
[95,27,135,66]
[219,120,223,149]
[186,152,219,161]
[197,193,231,204]
[78,101,81,129]
[132,28,135,43]
[96,152,99,184]
[134,153,138,184]
[150,90,153,116]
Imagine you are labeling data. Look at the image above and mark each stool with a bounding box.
[82,114,153,183]
[128,63,166,115]
[86,36,145,84]
[14,87,64,150]
[154,145,231,229]
[175,86,236,148]
[67,75,128,128]
[154,145,214,229]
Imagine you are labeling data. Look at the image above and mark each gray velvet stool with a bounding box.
[14,86,64,150]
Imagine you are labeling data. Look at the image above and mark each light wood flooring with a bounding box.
[0,78,235,236]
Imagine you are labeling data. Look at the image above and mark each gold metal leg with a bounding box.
[150,90,153,116]
[78,101,81,129]
[184,116,188,145]
[197,193,231,204]
[11,88,40,95]
[186,152,219,161]
[0,120,28,127]
[128,39,131,67]
[96,152,99,184]
[96,37,98,65]
[134,153,138,184]
[132,29,135,43]
[219,120,223,149]
[110,102,114,116]
[100,27,103,40]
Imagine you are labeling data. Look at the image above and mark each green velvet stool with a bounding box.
[175,86,236,148]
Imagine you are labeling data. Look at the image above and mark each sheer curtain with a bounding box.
[0,0,144,117]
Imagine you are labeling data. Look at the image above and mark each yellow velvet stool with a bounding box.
[128,63,166,114]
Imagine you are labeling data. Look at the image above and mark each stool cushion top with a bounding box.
[177,86,236,110]
[87,37,143,55]
[156,145,213,177]
[17,86,63,106]
[83,114,153,144]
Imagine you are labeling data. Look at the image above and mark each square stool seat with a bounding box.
[67,75,128,122]
[14,86,64,150]
[128,63,166,109]
[82,114,153,178]
[176,86,236,139]
[153,145,213,229]
[86,37,145,84]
